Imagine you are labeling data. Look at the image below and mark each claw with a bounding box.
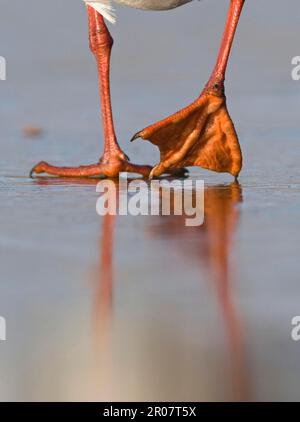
[130,131,141,143]
[170,167,189,177]
[29,167,35,178]
[29,161,46,178]
[148,167,157,180]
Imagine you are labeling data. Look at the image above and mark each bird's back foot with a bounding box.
[30,153,152,179]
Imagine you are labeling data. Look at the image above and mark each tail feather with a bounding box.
[85,1,116,24]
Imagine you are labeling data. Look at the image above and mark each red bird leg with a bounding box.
[205,0,245,92]
[30,6,152,178]
[88,7,123,162]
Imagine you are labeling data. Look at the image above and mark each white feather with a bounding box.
[84,1,116,24]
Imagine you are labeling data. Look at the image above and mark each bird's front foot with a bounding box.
[131,92,243,178]
[30,153,152,179]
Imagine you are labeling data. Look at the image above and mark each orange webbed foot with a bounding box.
[131,92,243,179]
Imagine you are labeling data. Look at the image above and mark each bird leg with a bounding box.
[131,0,245,179]
[30,6,151,178]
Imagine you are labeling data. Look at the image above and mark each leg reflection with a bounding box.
[93,212,115,400]
[206,183,248,401]
[154,181,249,400]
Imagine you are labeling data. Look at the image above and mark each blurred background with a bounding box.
[0,0,300,401]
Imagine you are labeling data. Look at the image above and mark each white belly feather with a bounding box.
[84,0,194,24]
[115,0,193,11]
